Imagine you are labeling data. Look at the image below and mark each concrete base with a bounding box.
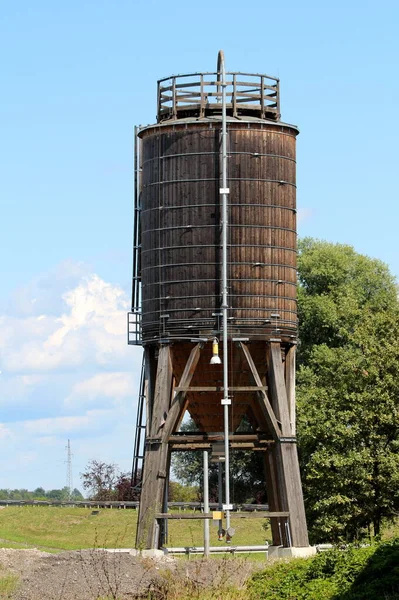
[140,549,165,559]
[267,546,317,560]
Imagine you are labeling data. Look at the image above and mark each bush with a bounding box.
[248,543,387,600]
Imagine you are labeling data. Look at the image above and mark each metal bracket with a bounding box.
[146,438,162,446]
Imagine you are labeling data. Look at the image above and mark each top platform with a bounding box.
[157,70,280,123]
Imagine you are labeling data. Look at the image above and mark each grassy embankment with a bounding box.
[0,505,270,551]
[2,507,399,599]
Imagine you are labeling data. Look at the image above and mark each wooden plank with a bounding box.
[285,345,296,435]
[149,346,174,437]
[239,342,281,440]
[175,386,268,393]
[263,451,284,545]
[171,443,268,451]
[144,346,157,431]
[269,343,291,435]
[267,342,309,547]
[168,434,273,443]
[162,343,201,440]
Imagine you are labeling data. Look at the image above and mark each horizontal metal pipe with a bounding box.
[143,278,297,288]
[141,151,296,165]
[143,178,296,188]
[141,244,297,254]
[165,545,269,554]
[141,203,296,214]
[140,125,298,140]
[142,224,296,234]
[157,70,279,82]
[142,262,297,271]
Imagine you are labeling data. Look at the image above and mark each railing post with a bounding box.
[172,77,177,120]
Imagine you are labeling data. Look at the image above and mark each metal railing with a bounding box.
[0,500,269,511]
[157,71,280,122]
[127,311,142,346]
[128,125,142,346]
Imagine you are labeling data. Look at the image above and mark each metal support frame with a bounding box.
[219,50,232,529]
[203,451,210,557]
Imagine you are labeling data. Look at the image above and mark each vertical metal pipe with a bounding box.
[218,460,223,537]
[203,451,210,557]
[162,470,169,546]
[218,49,231,531]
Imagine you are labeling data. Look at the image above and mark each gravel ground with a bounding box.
[0,548,255,599]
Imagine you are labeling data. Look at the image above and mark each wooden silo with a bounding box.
[129,54,309,550]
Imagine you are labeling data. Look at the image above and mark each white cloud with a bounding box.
[0,262,143,490]
[22,409,114,436]
[1,273,131,374]
[0,424,11,440]
[65,372,135,407]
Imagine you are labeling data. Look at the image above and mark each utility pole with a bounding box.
[65,439,73,499]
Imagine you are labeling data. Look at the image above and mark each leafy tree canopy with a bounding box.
[172,238,399,542]
[172,419,267,504]
[297,238,399,542]
[80,460,120,501]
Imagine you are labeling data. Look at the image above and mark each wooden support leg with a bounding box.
[136,344,201,549]
[268,343,309,547]
[263,451,286,546]
[285,346,296,436]
[136,346,174,549]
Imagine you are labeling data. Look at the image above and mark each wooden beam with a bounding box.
[162,343,201,440]
[285,345,296,436]
[168,434,273,443]
[136,346,174,549]
[267,342,309,547]
[239,343,281,440]
[175,386,268,393]
[269,343,291,435]
[171,443,269,451]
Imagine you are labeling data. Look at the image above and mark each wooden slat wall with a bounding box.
[140,120,298,344]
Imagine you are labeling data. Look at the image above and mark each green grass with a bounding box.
[0,506,270,552]
[0,566,19,598]
[0,506,136,551]
[167,514,270,548]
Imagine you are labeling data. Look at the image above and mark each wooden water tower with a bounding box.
[129,52,309,550]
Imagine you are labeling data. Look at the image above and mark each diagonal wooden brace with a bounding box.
[239,342,281,440]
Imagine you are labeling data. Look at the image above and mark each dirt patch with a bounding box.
[0,548,256,599]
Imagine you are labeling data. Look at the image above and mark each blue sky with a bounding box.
[1,0,398,491]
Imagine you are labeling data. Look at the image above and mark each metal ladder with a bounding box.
[131,353,146,490]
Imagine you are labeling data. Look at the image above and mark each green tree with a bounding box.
[80,460,119,500]
[33,487,46,499]
[296,238,399,543]
[172,420,267,504]
[70,488,84,501]
[46,487,70,501]
[168,481,199,502]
